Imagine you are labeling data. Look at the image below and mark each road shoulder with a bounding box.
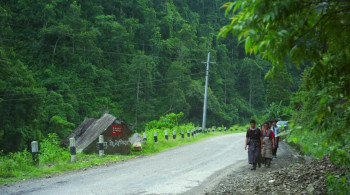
[189,141,302,195]
[201,141,345,195]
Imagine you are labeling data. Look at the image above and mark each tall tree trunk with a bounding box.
[83,46,86,62]
[52,37,60,64]
[135,71,140,128]
[249,64,252,111]
[72,39,75,54]
[224,71,227,105]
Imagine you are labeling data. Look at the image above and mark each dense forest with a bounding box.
[0,0,300,153]
[1,0,349,192]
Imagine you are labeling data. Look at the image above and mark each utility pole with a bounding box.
[202,52,215,132]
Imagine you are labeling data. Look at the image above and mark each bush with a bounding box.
[145,112,184,130]
[0,149,32,178]
[39,133,70,164]
[326,173,350,195]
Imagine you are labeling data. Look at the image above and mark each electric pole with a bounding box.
[202,52,215,132]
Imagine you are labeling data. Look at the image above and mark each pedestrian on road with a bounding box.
[245,120,263,170]
[272,119,279,157]
[261,122,275,168]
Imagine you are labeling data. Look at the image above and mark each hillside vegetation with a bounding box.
[0,0,296,153]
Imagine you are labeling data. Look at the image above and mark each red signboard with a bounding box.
[111,124,123,137]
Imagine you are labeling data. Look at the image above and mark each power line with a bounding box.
[0,37,207,61]
[0,71,204,97]
[2,23,217,51]
[0,72,204,102]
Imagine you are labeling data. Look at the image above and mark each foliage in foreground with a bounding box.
[220,1,350,193]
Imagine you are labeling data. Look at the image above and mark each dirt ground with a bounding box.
[204,141,345,195]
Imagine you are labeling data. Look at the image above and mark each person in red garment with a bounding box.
[261,122,275,168]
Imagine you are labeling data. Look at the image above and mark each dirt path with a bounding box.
[202,141,344,195]
[182,140,302,195]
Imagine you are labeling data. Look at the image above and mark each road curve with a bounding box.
[1,133,247,195]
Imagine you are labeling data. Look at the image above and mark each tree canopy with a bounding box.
[219,0,350,127]
[0,0,297,153]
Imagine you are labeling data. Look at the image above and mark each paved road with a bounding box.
[1,133,247,195]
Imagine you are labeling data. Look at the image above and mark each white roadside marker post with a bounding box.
[31,141,39,166]
[154,131,158,143]
[98,135,104,157]
[69,137,76,162]
[187,130,190,138]
[181,130,184,139]
[173,130,176,140]
[143,132,147,142]
[165,130,168,141]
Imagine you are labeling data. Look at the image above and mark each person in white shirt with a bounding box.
[271,119,279,157]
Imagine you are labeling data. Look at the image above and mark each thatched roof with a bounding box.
[75,113,116,152]
[61,113,117,152]
[60,118,96,147]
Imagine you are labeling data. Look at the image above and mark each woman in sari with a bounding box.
[261,122,275,168]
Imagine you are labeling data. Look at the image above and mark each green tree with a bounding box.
[265,66,292,106]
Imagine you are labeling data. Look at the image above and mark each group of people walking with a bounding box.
[245,119,279,170]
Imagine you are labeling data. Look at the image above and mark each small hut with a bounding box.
[61,114,133,154]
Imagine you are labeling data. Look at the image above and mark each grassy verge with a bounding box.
[0,153,136,185]
[0,126,247,185]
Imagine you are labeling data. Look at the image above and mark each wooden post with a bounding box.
[173,130,176,140]
[31,141,39,166]
[165,130,168,141]
[98,135,104,157]
[154,131,158,143]
[69,138,76,162]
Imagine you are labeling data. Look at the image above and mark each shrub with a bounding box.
[326,173,350,195]
[145,112,184,130]
[39,133,70,164]
[0,149,32,178]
